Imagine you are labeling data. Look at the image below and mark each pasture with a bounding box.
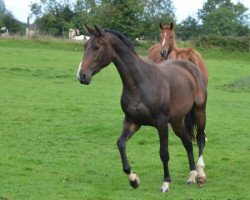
[0,38,250,199]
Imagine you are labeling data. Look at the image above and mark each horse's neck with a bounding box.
[113,48,151,90]
[170,37,178,52]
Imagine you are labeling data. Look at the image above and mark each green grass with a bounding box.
[0,38,250,199]
[222,76,250,92]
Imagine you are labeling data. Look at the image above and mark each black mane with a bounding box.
[104,29,136,54]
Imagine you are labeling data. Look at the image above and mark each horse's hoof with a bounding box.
[186,170,197,184]
[160,182,169,193]
[186,180,196,184]
[129,175,140,189]
[160,187,169,193]
[197,176,206,186]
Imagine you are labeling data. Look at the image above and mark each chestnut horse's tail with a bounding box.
[185,110,196,141]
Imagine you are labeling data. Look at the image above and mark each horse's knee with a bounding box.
[117,138,125,150]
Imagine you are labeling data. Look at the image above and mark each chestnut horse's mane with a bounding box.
[104,29,136,54]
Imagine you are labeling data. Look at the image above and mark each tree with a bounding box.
[177,16,202,40]
[203,7,237,36]
[142,0,176,39]
[3,13,25,33]
[198,0,249,36]
[0,0,25,34]
[95,0,145,39]
[72,0,99,34]
[0,0,6,14]
[30,0,75,36]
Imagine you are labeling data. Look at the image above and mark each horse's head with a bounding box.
[159,22,175,58]
[77,25,114,85]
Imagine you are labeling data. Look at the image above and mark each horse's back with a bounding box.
[168,48,208,85]
[192,49,208,85]
[159,59,207,100]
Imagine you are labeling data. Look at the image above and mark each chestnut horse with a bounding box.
[148,22,208,86]
[77,25,207,192]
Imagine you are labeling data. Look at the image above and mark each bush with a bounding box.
[195,35,250,51]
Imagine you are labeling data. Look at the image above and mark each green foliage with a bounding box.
[0,0,25,34]
[0,12,25,34]
[31,0,176,39]
[176,16,202,40]
[203,7,238,36]
[31,0,75,36]
[0,38,250,199]
[142,0,175,39]
[198,0,249,36]
[0,0,6,13]
[176,0,250,40]
[195,35,250,51]
[28,0,250,39]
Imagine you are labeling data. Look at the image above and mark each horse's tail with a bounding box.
[185,110,196,141]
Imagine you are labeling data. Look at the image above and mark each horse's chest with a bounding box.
[121,101,156,125]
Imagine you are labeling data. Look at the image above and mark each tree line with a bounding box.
[0,0,26,34]
[1,0,249,40]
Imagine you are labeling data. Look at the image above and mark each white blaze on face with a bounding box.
[161,32,167,46]
[77,61,82,80]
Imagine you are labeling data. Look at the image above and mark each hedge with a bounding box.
[195,35,250,51]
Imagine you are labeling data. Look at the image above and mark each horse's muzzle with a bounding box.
[160,49,169,58]
[78,74,91,85]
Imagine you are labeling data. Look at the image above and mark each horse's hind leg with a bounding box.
[117,116,141,189]
[171,119,197,184]
[157,123,171,192]
[194,106,207,185]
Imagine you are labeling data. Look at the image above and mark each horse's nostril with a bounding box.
[160,49,168,57]
[81,74,86,79]
[160,50,165,57]
[79,73,90,84]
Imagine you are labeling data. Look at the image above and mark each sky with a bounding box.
[4,0,250,24]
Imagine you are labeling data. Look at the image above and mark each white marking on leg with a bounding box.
[187,170,197,183]
[77,61,82,79]
[128,172,136,181]
[161,181,169,192]
[197,156,206,178]
[197,156,205,167]
[128,172,140,187]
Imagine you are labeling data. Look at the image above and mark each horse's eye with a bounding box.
[93,46,100,50]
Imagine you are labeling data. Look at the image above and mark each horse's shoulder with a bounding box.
[148,43,160,54]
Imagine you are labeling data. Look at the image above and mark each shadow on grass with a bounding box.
[221,76,250,92]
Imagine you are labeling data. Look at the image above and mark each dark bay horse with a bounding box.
[148,22,208,86]
[77,25,207,192]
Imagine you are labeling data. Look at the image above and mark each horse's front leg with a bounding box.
[157,124,171,192]
[117,116,141,189]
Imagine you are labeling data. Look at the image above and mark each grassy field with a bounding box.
[0,38,250,200]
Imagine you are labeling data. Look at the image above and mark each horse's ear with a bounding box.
[94,25,105,37]
[170,22,174,30]
[84,24,95,36]
[159,23,163,30]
